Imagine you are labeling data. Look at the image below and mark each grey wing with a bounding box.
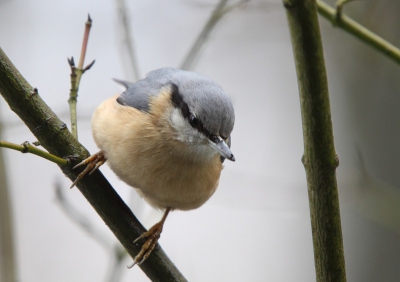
[116,81,153,112]
[115,68,180,113]
[113,78,134,89]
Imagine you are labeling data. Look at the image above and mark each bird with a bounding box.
[71,67,235,267]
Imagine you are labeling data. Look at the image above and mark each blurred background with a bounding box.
[1,0,400,281]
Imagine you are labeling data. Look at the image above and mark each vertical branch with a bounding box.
[283,0,347,281]
[116,0,141,81]
[68,15,94,140]
[68,58,79,139]
[78,16,93,70]
[0,122,17,282]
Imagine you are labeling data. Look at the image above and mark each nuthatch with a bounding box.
[72,67,235,267]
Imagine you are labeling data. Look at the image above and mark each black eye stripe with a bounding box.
[170,83,190,119]
[209,135,219,143]
[188,114,216,141]
[170,83,218,143]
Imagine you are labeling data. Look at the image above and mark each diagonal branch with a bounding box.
[317,0,400,65]
[180,0,249,71]
[180,0,230,70]
[0,47,187,282]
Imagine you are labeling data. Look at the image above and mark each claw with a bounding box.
[127,208,171,268]
[89,158,106,175]
[131,225,162,266]
[70,151,106,188]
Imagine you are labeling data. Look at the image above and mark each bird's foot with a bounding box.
[127,223,164,268]
[70,151,107,188]
[127,208,171,268]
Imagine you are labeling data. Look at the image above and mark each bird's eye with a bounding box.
[210,135,219,143]
[189,115,199,127]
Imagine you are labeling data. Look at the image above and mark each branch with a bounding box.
[283,0,347,281]
[222,0,250,14]
[0,47,186,281]
[317,0,400,64]
[54,181,113,251]
[0,123,17,282]
[115,0,141,81]
[0,140,69,166]
[334,0,354,21]
[180,0,230,70]
[78,15,93,70]
[54,182,128,282]
[68,14,95,139]
[181,0,251,70]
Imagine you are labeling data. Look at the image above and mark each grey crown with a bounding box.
[116,68,235,140]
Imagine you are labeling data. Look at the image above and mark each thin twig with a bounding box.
[180,0,229,70]
[68,15,95,140]
[180,0,249,70]
[317,0,400,64]
[54,181,112,250]
[78,15,93,69]
[68,58,78,139]
[334,0,354,21]
[54,181,128,282]
[0,140,69,166]
[222,0,249,15]
[116,0,141,81]
[105,245,128,282]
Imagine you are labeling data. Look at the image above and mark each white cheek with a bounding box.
[169,109,216,159]
[169,108,200,143]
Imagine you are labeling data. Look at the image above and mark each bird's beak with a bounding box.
[209,138,235,162]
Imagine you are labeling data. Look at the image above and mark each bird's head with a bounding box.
[165,70,235,162]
